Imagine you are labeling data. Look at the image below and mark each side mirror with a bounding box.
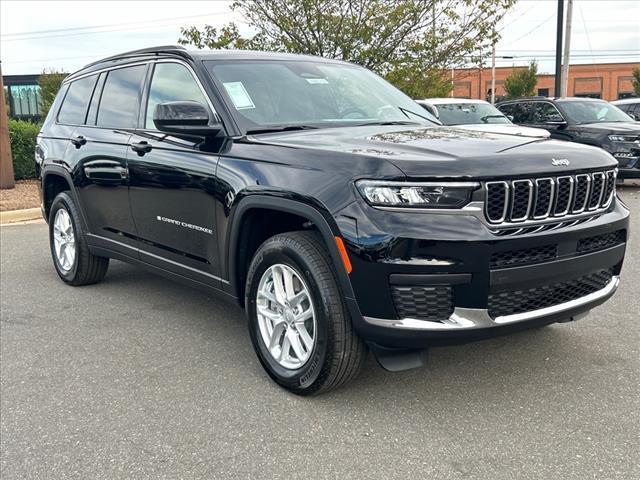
[153,101,222,136]
[544,116,567,127]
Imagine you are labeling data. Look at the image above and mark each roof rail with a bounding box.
[68,45,191,79]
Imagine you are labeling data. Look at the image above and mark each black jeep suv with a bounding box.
[497,97,640,179]
[37,46,629,395]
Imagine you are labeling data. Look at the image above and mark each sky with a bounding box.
[1,0,638,76]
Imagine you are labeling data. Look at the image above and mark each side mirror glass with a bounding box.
[153,101,222,136]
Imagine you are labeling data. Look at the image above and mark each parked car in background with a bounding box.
[497,97,640,179]
[611,98,640,120]
[416,98,549,138]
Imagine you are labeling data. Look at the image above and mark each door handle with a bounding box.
[83,160,128,180]
[70,135,87,148]
[130,141,152,156]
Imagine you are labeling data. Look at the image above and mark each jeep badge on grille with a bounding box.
[552,158,570,166]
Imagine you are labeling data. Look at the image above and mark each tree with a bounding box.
[632,67,640,96]
[179,0,516,98]
[503,61,538,99]
[38,69,67,118]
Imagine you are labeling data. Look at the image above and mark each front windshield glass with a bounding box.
[559,100,633,124]
[435,103,510,125]
[205,60,439,132]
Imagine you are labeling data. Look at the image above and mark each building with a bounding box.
[3,74,43,121]
[452,62,639,102]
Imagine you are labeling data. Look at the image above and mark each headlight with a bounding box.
[356,180,478,208]
[608,135,634,142]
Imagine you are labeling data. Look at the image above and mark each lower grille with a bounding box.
[488,269,613,318]
[577,230,626,253]
[391,285,454,321]
[490,244,558,268]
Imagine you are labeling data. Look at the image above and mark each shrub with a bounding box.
[8,119,41,179]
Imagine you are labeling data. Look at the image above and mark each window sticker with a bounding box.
[223,81,256,110]
[306,78,329,84]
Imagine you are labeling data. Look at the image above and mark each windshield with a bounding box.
[559,100,633,124]
[204,60,439,132]
[434,102,510,125]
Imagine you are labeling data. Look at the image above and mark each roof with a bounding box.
[66,45,352,82]
[497,96,610,104]
[611,98,640,105]
[417,98,490,105]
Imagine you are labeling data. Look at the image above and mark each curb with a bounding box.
[0,208,43,225]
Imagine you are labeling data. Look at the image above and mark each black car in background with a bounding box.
[36,47,629,395]
[497,97,640,179]
[612,98,640,120]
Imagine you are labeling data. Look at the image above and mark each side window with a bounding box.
[510,103,531,124]
[96,65,147,128]
[145,63,209,129]
[498,103,514,118]
[57,74,98,125]
[530,103,563,123]
[85,72,106,126]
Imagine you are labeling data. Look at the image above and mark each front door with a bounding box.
[127,61,222,286]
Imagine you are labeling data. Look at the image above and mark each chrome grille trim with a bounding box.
[510,179,533,222]
[483,170,616,228]
[571,174,591,214]
[533,177,555,219]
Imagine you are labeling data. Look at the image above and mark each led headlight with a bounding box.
[356,180,479,208]
[608,135,634,143]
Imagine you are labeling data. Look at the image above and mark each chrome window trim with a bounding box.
[510,179,533,222]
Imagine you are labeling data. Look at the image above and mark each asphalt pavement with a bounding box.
[1,186,639,479]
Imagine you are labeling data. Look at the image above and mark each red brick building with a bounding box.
[452,62,639,101]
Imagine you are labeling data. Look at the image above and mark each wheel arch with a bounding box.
[225,195,356,304]
[41,167,87,228]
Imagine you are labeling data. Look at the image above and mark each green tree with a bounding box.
[503,61,538,99]
[179,0,516,98]
[38,69,67,118]
[632,67,640,96]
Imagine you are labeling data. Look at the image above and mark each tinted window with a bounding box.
[559,100,633,124]
[86,73,106,126]
[435,102,509,125]
[529,103,563,123]
[501,102,532,124]
[96,65,146,128]
[145,63,209,129]
[58,75,98,125]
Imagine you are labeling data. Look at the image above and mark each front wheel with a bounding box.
[245,231,366,395]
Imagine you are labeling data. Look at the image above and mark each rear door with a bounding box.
[126,60,222,286]
[65,64,147,251]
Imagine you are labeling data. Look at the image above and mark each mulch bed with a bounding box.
[0,179,40,212]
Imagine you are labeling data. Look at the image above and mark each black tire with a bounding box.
[245,231,367,395]
[49,191,109,286]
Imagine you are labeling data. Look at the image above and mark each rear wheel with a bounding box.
[49,192,109,286]
[245,231,366,395]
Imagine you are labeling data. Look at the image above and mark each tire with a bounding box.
[49,191,109,286]
[245,231,367,395]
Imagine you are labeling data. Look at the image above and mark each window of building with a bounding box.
[8,84,41,117]
[537,88,549,97]
[57,75,98,125]
[145,63,209,129]
[96,65,146,128]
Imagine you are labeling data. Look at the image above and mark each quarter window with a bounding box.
[96,65,146,128]
[145,63,209,129]
[57,75,98,125]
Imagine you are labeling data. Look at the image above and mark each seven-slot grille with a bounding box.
[485,170,616,224]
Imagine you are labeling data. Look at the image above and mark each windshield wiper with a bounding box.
[355,120,420,127]
[397,106,441,125]
[481,114,507,123]
[246,125,319,135]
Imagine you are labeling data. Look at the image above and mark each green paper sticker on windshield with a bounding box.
[223,82,255,110]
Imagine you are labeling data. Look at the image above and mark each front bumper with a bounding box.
[337,198,629,348]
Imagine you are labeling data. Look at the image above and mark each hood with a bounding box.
[577,122,640,134]
[453,123,550,138]
[252,125,617,179]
